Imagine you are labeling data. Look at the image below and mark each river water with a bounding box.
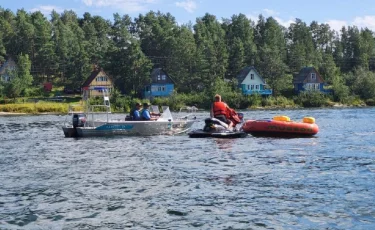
[1,107,375,229]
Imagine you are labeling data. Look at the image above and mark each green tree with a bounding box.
[319,53,338,84]
[81,13,112,66]
[108,13,152,97]
[287,18,318,73]
[30,11,57,81]
[167,23,198,93]
[0,9,15,58]
[4,53,33,98]
[256,17,289,95]
[194,13,228,87]
[225,14,257,78]
[12,10,35,57]
[332,74,350,103]
[349,67,375,100]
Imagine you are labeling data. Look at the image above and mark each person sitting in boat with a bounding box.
[141,103,160,121]
[210,94,239,130]
[129,102,142,120]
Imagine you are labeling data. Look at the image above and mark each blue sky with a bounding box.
[2,0,375,31]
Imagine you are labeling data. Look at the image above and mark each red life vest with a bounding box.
[213,102,228,117]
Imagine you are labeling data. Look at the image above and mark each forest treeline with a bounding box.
[1,6,375,107]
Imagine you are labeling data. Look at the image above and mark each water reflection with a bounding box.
[214,138,236,150]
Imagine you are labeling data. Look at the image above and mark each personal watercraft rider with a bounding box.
[210,94,235,130]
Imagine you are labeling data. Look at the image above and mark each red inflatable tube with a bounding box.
[241,119,319,137]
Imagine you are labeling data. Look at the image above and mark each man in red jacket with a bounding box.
[210,94,234,130]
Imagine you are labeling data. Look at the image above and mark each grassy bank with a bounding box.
[0,102,73,114]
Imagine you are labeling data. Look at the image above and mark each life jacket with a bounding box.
[227,108,241,125]
[213,102,228,117]
[141,109,149,120]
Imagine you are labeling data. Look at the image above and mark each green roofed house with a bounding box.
[236,66,272,95]
[293,67,331,94]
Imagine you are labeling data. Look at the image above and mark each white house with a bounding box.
[236,66,272,95]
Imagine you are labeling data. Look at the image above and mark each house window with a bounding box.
[247,85,250,90]
[251,85,254,90]
[1,76,10,82]
[311,73,316,80]
[157,86,166,91]
[315,84,319,90]
[255,85,259,90]
[96,76,108,82]
[157,75,161,81]
[162,75,166,80]
[250,74,254,80]
[151,86,158,91]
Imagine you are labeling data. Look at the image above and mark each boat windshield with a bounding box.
[157,106,173,121]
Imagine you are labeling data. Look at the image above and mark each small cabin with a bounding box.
[81,68,113,97]
[293,67,329,94]
[143,68,175,99]
[236,66,272,95]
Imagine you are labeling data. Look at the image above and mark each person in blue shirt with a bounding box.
[141,103,159,121]
[129,102,142,120]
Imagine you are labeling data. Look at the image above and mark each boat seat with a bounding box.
[151,105,160,114]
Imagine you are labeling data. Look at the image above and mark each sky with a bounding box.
[2,0,375,32]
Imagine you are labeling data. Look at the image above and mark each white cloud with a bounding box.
[274,17,294,28]
[325,16,375,32]
[246,13,258,22]
[81,0,157,13]
[175,0,197,13]
[263,8,279,17]
[30,5,65,15]
[325,19,348,32]
[246,11,294,28]
[353,15,375,31]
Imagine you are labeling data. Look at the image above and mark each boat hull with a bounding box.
[242,119,319,138]
[63,120,195,137]
[188,129,248,138]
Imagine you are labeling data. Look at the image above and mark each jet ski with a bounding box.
[188,117,247,138]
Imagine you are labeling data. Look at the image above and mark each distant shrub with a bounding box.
[365,98,375,106]
[294,91,330,107]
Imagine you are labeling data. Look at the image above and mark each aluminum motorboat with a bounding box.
[62,87,196,137]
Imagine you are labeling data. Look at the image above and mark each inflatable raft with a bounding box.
[241,116,319,137]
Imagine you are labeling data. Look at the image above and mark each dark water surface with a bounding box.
[1,108,375,229]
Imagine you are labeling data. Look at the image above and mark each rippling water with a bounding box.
[1,108,375,229]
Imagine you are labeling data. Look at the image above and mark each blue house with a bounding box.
[293,67,331,94]
[236,66,272,95]
[0,57,16,82]
[143,68,175,99]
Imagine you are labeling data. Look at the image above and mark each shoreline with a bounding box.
[0,103,369,116]
[0,112,64,116]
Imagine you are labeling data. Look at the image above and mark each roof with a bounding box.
[82,69,112,87]
[293,67,319,83]
[236,66,266,84]
[150,68,175,84]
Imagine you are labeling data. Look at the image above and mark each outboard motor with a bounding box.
[73,113,86,128]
